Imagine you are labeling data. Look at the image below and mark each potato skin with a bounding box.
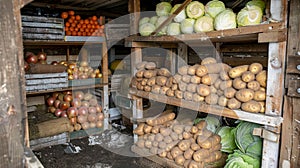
[179,82,188,91]
[256,70,267,87]
[178,66,189,75]
[157,68,171,77]
[233,78,247,90]
[220,71,230,81]
[136,61,147,70]
[201,74,219,85]
[247,81,260,91]
[227,98,241,109]
[224,87,236,99]
[135,70,145,78]
[151,85,161,94]
[147,77,156,86]
[144,85,152,92]
[145,62,156,70]
[229,65,249,78]
[218,96,228,107]
[182,75,191,83]
[195,65,208,77]
[201,57,217,65]
[193,93,205,102]
[144,70,156,78]
[184,92,193,101]
[241,71,255,82]
[160,86,170,95]
[254,90,266,101]
[188,65,199,76]
[241,100,261,113]
[166,89,175,97]
[190,76,201,84]
[175,90,184,99]
[197,84,211,97]
[156,76,168,86]
[249,63,263,74]
[235,89,255,102]
[219,80,233,91]
[186,84,197,93]
[205,93,219,105]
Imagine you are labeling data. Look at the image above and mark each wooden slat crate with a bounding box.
[30,132,69,150]
[21,15,64,41]
[25,72,68,91]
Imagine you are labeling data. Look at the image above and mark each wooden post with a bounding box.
[0,0,30,167]
[178,43,188,68]
[101,41,110,129]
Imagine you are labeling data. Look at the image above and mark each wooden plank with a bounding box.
[220,44,268,53]
[24,147,44,168]
[29,1,93,11]
[128,0,140,35]
[23,40,104,46]
[178,43,188,68]
[291,98,300,167]
[130,89,283,127]
[222,56,268,67]
[287,79,300,98]
[258,30,287,43]
[132,96,143,142]
[102,41,109,84]
[126,41,178,48]
[287,56,300,74]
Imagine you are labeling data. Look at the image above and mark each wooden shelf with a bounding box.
[26,83,108,96]
[23,39,105,46]
[125,23,285,46]
[130,89,283,127]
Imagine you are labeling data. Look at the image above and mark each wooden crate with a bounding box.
[25,72,68,91]
[30,132,69,150]
[22,15,64,41]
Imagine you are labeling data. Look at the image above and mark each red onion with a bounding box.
[48,106,56,113]
[88,114,97,122]
[70,117,77,125]
[89,98,98,107]
[60,101,70,110]
[88,106,97,114]
[81,101,90,108]
[78,106,88,116]
[71,98,81,108]
[37,52,47,61]
[52,92,59,99]
[55,109,63,117]
[26,54,38,64]
[24,62,30,71]
[47,97,55,106]
[96,121,103,128]
[97,113,104,121]
[67,107,78,118]
[54,100,61,109]
[64,94,73,102]
[61,111,68,118]
[77,115,87,124]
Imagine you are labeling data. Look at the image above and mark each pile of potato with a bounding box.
[131,58,266,113]
[132,112,222,167]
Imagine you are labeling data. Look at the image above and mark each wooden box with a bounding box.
[25,72,68,91]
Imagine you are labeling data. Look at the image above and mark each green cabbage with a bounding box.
[194,15,214,33]
[180,18,195,34]
[214,9,236,30]
[237,5,263,27]
[156,2,172,16]
[155,16,169,36]
[139,17,150,26]
[170,4,187,23]
[247,0,266,12]
[205,0,226,18]
[149,16,158,25]
[216,126,237,153]
[186,1,205,19]
[139,23,156,36]
[167,22,181,36]
[225,150,261,168]
[194,115,220,133]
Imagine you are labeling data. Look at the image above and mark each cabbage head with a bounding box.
[180,18,195,34]
[216,126,237,153]
[186,1,205,19]
[224,150,261,168]
[139,23,156,36]
[139,17,150,26]
[149,16,158,25]
[247,0,266,12]
[237,5,263,27]
[167,23,181,36]
[194,115,221,133]
[156,2,172,16]
[170,4,187,23]
[194,15,214,33]
[214,9,236,30]
[205,0,226,18]
[155,16,169,36]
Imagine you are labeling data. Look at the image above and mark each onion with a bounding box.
[68,63,76,69]
[88,114,97,122]
[81,101,90,108]
[52,92,59,99]
[77,115,87,124]
[61,111,68,118]
[71,98,81,108]
[51,61,58,65]
[54,100,61,109]
[24,62,30,71]
[64,91,72,95]
[67,107,78,118]
[26,54,38,64]
[74,123,82,131]
[47,97,55,106]
[37,52,47,61]
[88,107,97,114]
[80,61,89,67]
[75,91,84,100]
[96,121,103,128]
[70,117,77,125]
[48,106,56,113]
[89,98,98,107]
[60,101,70,110]
[89,122,96,128]
[95,105,102,113]
[84,93,93,101]
[97,113,104,121]
[81,122,90,130]
[64,94,73,102]
[55,109,63,117]
[73,73,79,79]
[58,93,64,101]
[78,106,88,116]
[25,51,34,57]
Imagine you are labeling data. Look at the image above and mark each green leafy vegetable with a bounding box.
[194,15,214,33]
[139,23,156,36]
[180,18,195,34]
[170,4,187,23]
[214,9,237,30]
[139,17,150,26]
[167,22,181,36]
[237,5,263,27]
[149,16,158,25]
[156,2,172,16]
[194,115,221,133]
[155,16,169,36]
[205,0,226,18]
[225,150,261,168]
[216,126,237,153]
[247,0,266,12]
[186,1,205,19]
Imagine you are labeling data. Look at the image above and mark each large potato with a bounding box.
[227,98,241,109]
[256,70,267,87]
[233,77,247,90]
[201,57,217,65]
[188,65,199,76]
[201,74,219,85]
[247,81,260,91]
[144,70,157,78]
[197,84,211,97]
[147,77,156,86]
[249,63,263,74]
[235,89,255,102]
[195,65,208,77]
[182,75,192,83]
[145,62,156,70]
[136,61,147,70]
[187,83,197,93]
[254,90,266,101]
[241,71,255,83]
[156,76,168,86]
[228,65,249,78]
[190,76,201,84]
[205,93,219,105]
[241,100,261,113]
[193,93,205,102]
[224,87,236,99]
[157,68,171,77]
[178,66,189,75]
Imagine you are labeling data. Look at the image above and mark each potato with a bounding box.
[196,135,210,145]
[195,65,208,77]
[166,89,175,97]
[148,134,155,141]
[173,74,182,83]
[145,62,156,70]
[142,134,149,140]
[178,66,189,75]
[131,78,138,88]
[136,61,147,70]
[182,75,191,83]
[144,140,152,149]
[184,159,191,168]
[184,92,193,101]
[158,141,167,149]
[155,133,164,142]
[209,143,222,152]
[157,68,171,77]
[179,82,188,91]
[171,84,178,91]
[229,65,249,78]
[196,120,207,130]
[167,152,173,160]
[254,90,266,101]
[183,131,192,139]
[260,87,266,92]
[258,101,265,113]
[205,93,219,105]
[171,147,183,158]
[146,112,176,126]
[150,147,158,154]
[186,84,197,93]
[214,78,222,89]
[242,71,255,82]
[170,132,179,141]
[197,84,211,97]
[136,139,145,148]
[219,71,230,81]
[193,149,210,162]
[136,82,143,90]
[156,76,168,86]
[184,149,194,160]
[241,100,261,113]
[193,93,205,102]
[188,160,202,168]
[160,127,172,136]
[143,124,153,134]
[165,77,174,87]
[235,89,255,102]
[256,70,267,87]
[133,123,145,136]
[233,77,247,90]
[173,124,184,135]
[219,80,233,91]
[204,151,222,163]
[201,57,217,65]
[158,151,167,158]
[160,86,169,95]
[146,77,156,86]
[135,70,145,78]
[144,70,156,78]
[227,98,241,109]
[151,125,160,134]
[221,63,232,72]
[218,96,228,107]
[175,90,184,99]
[164,136,173,144]
[249,63,263,74]
[247,81,260,91]
[191,143,201,151]
[199,135,221,149]
[224,87,236,99]
[152,141,159,148]
[201,74,219,85]
[178,140,191,151]
[210,86,217,94]
[151,85,161,94]
[190,126,198,134]
[140,78,148,86]
[188,65,199,75]
[175,155,186,166]
[190,76,201,84]
[217,90,224,96]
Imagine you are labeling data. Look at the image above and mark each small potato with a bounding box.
[184,149,194,160]
[171,147,183,158]
[247,81,261,91]
[228,65,249,78]
[160,127,172,136]
[135,70,145,78]
[235,89,255,102]
[196,120,207,130]
[150,147,158,154]
[233,78,247,90]
[165,77,174,87]
[167,152,173,160]
[210,86,217,94]
[170,132,179,141]
[145,62,156,70]
[178,66,189,75]
[182,75,192,83]
[241,100,261,113]
[197,84,211,97]
[258,101,265,113]
[193,93,205,102]
[136,82,144,90]
[260,87,266,92]
[224,87,236,99]
[136,61,147,70]
[190,126,198,134]
[171,84,178,91]
[184,159,191,168]
[218,96,228,107]
[136,139,145,148]
[217,90,224,96]
[166,89,175,97]
[148,134,155,141]
[179,82,188,91]
[187,84,197,93]
[144,70,156,78]
[201,74,219,85]
[195,65,208,77]
[155,133,164,142]
[131,78,138,88]
[254,90,266,101]
[190,143,201,151]
[133,123,145,136]
[157,68,171,77]
[156,76,168,86]
[201,57,217,65]
[175,155,186,166]
[190,76,201,84]
[183,131,192,139]
[158,151,167,158]
[173,74,182,83]
[188,65,199,76]
[214,78,222,89]
[141,78,148,86]
[221,63,232,72]
[189,160,202,168]
[152,141,159,148]
[151,125,160,134]
[242,71,255,82]
[193,149,209,162]
[205,93,219,105]
[219,80,233,91]
[143,124,153,134]
[144,140,152,149]
[178,140,191,151]
[173,125,184,135]
[158,141,167,149]
[249,63,263,74]
[151,85,161,94]
[219,71,230,81]
[147,77,156,86]
[184,92,193,101]
[160,86,170,95]
[204,63,224,74]
[227,98,241,109]
[164,136,173,144]
[175,90,184,99]
[256,70,267,87]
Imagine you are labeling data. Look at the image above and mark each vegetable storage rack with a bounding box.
[126,0,288,167]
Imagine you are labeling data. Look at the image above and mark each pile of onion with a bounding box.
[67,61,102,80]
[24,51,48,72]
